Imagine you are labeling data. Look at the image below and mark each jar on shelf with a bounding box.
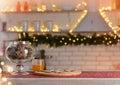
[33,20,41,32]
[24,1,29,12]
[16,1,21,12]
[21,21,28,32]
[29,0,38,11]
[45,20,54,32]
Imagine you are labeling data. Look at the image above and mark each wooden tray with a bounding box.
[34,70,81,76]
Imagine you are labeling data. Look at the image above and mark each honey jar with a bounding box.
[32,59,45,72]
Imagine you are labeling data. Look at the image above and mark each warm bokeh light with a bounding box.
[99,7,120,35]
[0,68,2,73]
[1,0,87,33]
[69,9,88,33]
[7,66,14,73]
[7,81,13,85]
[2,77,7,82]
[1,61,5,66]
[0,0,87,12]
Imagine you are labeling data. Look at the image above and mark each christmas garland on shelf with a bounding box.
[18,32,120,47]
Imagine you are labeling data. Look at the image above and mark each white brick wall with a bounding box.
[0,10,120,71]
[1,32,120,71]
[37,44,120,71]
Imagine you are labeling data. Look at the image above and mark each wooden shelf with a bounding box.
[102,10,120,12]
[2,9,87,34]
[4,31,113,34]
[2,10,83,14]
[4,31,69,34]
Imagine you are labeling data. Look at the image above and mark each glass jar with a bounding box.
[32,58,45,72]
[5,41,33,75]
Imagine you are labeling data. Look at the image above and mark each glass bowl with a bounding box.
[5,41,33,75]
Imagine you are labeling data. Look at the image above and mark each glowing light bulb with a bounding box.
[84,37,86,40]
[33,36,36,39]
[2,77,7,82]
[89,36,92,39]
[84,10,87,13]
[52,4,56,8]
[52,4,56,11]
[64,42,67,45]
[76,38,79,41]
[62,38,65,40]
[46,37,48,39]
[36,39,38,42]
[7,81,13,85]
[99,8,118,34]
[1,61,5,66]
[7,66,14,73]
[109,41,112,43]
[29,42,32,45]
[53,24,59,32]
[97,34,100,36]
[69,38,71,41]
[82,2,87,6]
[105,38,108,40]
[73,40,76,42]
[41,4,46,12]
[0,68,2,73]
[66,24,69,27]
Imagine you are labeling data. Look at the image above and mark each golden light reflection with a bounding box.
[7,66,14,73]
[53,24,60,32]
[1,61,5,66]
[2,0,88,33]
[0,68,2,77]
[99,7,120,35]
[69,9,88,33]
[7,81,13,85]
[0,60,15,84]
[2,77,7,82]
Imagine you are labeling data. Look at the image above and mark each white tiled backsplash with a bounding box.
[0,32,120,71]
[40,44,120,71]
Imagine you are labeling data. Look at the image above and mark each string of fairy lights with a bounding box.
[18,32,120,47]
[99,7,120,35]
[16,4,120,47]
[5,1,87,33]
[1,1,120,85]
[0,1,88,84]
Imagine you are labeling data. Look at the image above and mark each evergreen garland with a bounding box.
[18,32,120,47]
